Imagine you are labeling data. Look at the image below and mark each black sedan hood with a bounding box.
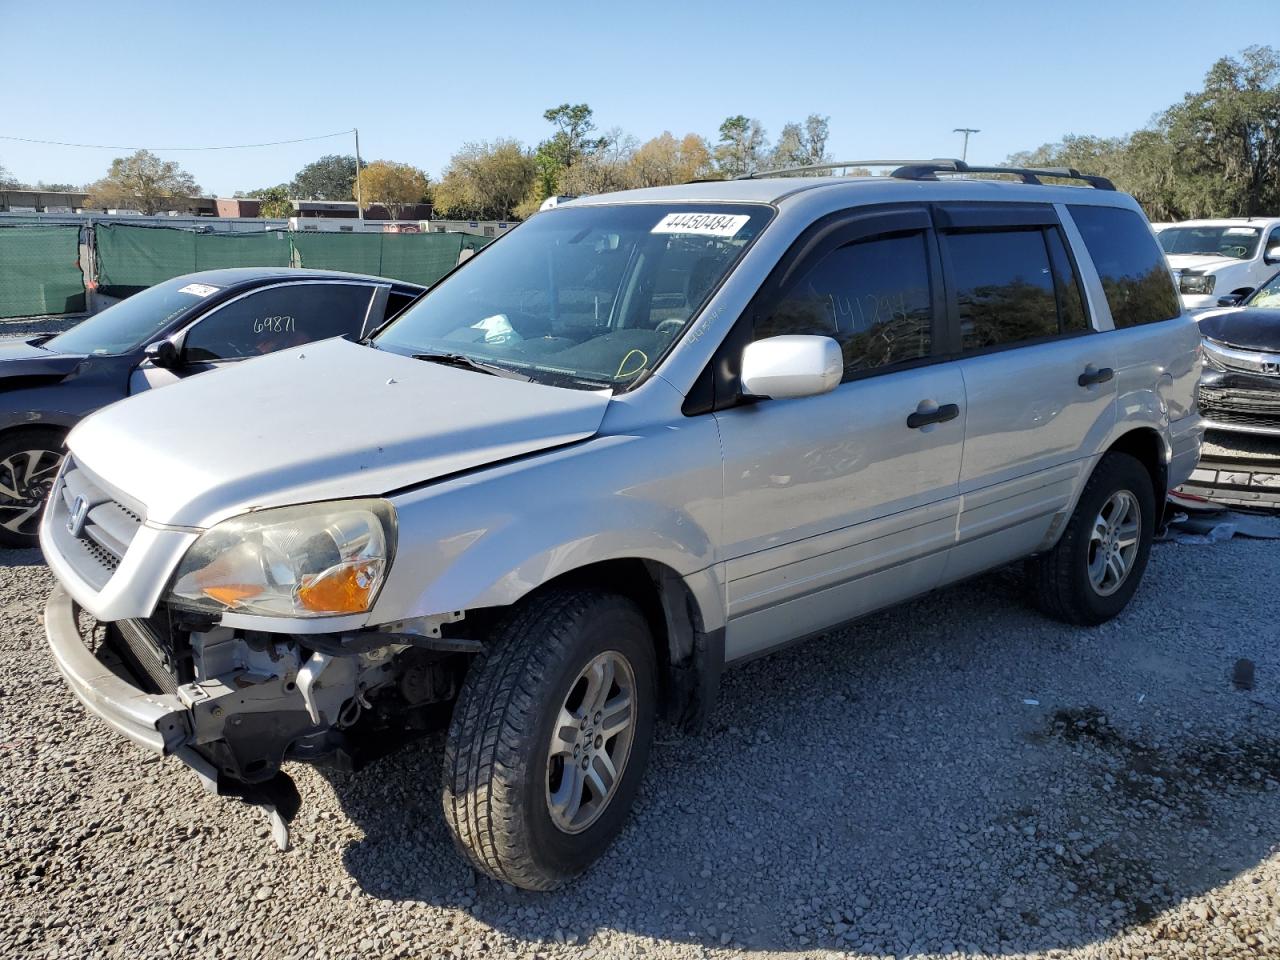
[0,338,84,380]
[1200,308,1280,353]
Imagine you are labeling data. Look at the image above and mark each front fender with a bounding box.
[370,424,726,631]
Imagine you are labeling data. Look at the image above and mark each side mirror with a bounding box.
[740,335,842,400]
[144,339,180,369]
[1216,293,1245,307]
[1265,242,1280,265]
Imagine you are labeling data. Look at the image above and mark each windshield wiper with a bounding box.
[412,352,532,381]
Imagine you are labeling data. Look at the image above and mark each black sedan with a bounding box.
[0,268,424,546]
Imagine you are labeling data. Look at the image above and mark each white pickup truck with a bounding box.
[1158,218,1280,311]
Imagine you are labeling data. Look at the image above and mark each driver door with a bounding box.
[712,208,965,661]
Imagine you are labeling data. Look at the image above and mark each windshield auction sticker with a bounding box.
[177,283,220,297]
[652,212,750,238]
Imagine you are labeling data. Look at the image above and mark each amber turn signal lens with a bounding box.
[296,560,381,614]
[202,584,265,606]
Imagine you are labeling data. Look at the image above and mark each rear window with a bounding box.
[1068,205,1180,328]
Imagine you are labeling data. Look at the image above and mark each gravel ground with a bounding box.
[2,532,1279,960]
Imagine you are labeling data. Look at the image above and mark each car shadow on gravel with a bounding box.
[319,556,1280,955]
[0,546,47,568]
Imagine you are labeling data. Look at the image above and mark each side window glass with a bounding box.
[1067,205,1180,328]
[756,231,934,379]
[947,229,1058,351]
[183,284,374,362]
[1045,227,1090,333]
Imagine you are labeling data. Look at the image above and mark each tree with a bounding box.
[626,132,713,187]
[84,150,200,214]
[291,154,363,201]
[32,181,80,192]
[1008,45,1280,220]
[767,114,830,172]
[714,115,768,177]
[1162,45,1280,217]
[355,160,431,219]
[252,186,293,219]
[0,162,19,189]
[559,128,636,195]
[527,103,609,209]
[432,139,537,220]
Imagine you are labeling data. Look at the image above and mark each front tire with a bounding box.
[1028,452,1155,625]
[0,430,65,549]
[442,589,657,890]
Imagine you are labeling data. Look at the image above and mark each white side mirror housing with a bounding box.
[740,335,842,400]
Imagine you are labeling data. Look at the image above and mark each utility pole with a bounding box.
[953,128,979,163]
[353,128,364,222]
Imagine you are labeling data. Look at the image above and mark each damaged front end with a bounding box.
[46,584,471,848]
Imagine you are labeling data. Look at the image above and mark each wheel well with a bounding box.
[508,558,714,729]
[1106,428,1168,522]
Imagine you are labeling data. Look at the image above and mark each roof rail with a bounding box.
[890,160,1115,190]
[739,158,1115,190]
[736,159,959,180]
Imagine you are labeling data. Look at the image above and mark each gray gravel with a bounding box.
[2,535,1278,960]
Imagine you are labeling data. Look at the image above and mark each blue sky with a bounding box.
[1,0,1274,196]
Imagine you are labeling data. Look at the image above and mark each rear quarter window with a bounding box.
[1067,205,1180,328]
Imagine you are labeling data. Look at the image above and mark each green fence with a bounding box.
[94,224,492,299]
[292,231,480,287]
[0,224,86,318]
[95,223,291,297]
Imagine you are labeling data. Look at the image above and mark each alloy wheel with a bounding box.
[0,449,63,537]
[546,650,637,835]
[1087,489,1141,597]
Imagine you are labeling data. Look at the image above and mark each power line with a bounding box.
[0,130,355,152]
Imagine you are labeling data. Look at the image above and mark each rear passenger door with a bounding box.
[714,207,965,661]
[935,203,1117,583]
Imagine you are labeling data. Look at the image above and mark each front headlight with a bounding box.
[169,499,396,618]
[1180,273,1216,295]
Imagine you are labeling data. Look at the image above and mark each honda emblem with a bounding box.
[66,496,89,538]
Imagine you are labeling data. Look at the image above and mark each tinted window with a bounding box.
[757,231,933,378]
[947,229,1059,350]
[183,283,373,362]
[1068,205,1180,328]
[1045,227,1089,333]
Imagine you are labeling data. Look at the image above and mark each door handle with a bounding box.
[907,402,960,429]
[1078,365,1114,387]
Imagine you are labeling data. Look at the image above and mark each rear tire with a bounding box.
[442,589,657,890]
[1028,452,1155,626]
[0,430,65,549]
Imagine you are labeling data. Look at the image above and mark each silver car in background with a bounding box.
[40,161,1202,890]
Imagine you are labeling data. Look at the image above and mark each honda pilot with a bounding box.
[40,160,1203,890]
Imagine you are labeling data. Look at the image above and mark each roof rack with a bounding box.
[739,158,1115,191]
[737,159,951,179]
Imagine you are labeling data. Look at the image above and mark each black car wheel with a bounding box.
[0,430,65,548]
[442,589,657,890]
[1027,452,1155,625]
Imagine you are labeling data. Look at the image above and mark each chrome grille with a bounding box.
[47,457,146,590]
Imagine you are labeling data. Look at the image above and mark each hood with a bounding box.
[68,338,611,527]
[1165,254,1242,273]
[1199,308,1280,353]
[0,338,84,380]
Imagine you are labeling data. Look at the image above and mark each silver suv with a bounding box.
[41,161,1203,890]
